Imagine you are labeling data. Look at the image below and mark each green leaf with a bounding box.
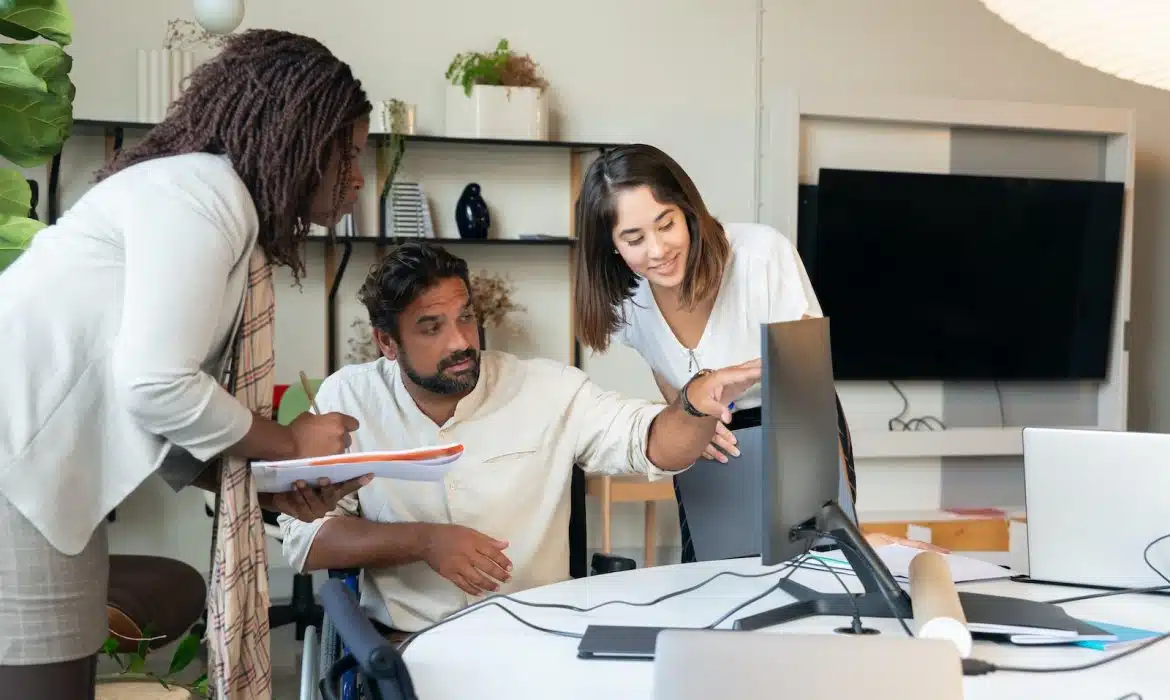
[167,633,201,676]
[100,635,120,656]
[0,213,42,273]
[0,0,73,45]
[192,674,209,698]
[0,41,74,167]
[0,168,32,218]
[125,653,147,674]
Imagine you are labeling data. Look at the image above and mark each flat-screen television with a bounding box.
[796,168,1125,381]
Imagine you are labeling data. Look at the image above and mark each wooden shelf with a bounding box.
[71,118,622,151]
[308,235,575,247]
[852,427,1025,459]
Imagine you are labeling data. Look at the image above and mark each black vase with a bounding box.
[455,182,490,239]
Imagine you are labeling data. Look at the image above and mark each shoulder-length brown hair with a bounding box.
[573,144,730,352]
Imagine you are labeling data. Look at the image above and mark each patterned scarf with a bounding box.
[207,247,275,699]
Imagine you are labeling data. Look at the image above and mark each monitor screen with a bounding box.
[797,168,1125,381]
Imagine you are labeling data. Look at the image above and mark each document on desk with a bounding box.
[250,443,464,493]
[808,544,1017,584]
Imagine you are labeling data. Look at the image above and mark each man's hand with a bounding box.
[701,421,740,463]
[421,524,512,596]
[258,474,372,522]
[686,358,762,422]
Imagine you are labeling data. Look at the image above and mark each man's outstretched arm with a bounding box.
[572,359,762,476]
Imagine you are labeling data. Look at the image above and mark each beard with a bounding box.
[399,348,481,396]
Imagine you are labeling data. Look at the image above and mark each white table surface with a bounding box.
[400,557,1170,700]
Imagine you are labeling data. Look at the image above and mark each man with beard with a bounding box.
[278,242,762,635]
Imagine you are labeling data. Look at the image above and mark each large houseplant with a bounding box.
[443,38,549,140]
[0,0,75,274]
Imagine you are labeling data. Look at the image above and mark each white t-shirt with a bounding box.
[613,221,857,520]
[614,221,822,409]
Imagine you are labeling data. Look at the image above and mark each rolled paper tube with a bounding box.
[909,550,973,659]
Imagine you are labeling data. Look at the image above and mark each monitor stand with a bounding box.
[734,502,911,633]
[733,501,1092,639]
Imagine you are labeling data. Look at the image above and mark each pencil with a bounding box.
[299,371,321,414]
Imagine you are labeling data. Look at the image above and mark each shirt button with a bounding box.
[449,480,457,492]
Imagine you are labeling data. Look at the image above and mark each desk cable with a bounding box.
[815,530,1169,699]
[397,546,848,654]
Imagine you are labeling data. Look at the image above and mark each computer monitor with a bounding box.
[738,317,910,632]
[759,317,850,566]
[735,317,1098,640]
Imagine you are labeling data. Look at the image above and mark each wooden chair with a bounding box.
[585,473,676,567]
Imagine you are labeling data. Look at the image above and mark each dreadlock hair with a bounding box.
[96,29,371,277]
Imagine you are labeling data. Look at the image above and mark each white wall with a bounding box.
[43,0,1170,582]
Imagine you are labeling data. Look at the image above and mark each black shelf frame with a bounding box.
[60,117,614,372]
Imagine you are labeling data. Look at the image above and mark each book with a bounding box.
[250,444,464,493]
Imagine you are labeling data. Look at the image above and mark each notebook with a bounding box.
[250,444,464,492]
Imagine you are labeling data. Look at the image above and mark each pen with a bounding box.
[299,370,348,454]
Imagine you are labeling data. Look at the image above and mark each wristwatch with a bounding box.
[680,369,713,418]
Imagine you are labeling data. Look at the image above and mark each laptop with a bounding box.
[1020,427,1170,593]
[652,630,964,700]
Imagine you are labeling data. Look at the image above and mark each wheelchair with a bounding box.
[298,551,636,700]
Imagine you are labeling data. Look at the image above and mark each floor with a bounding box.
[98,546,678,699]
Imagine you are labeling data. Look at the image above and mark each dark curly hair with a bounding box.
[358,242,471,340]
[96,29,371,277]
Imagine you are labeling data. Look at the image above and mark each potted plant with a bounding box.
[96,630,209,699]
[443,38,549,140]
[0,0,75,275]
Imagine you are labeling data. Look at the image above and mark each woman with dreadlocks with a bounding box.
[0,29,371,698]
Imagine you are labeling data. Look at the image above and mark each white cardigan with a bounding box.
[0,152,260,555]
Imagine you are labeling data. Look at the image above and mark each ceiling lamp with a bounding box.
[193,0,245,35]
[979,1,1170,92]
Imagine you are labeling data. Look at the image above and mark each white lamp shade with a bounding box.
[193,0,245,35]
[979,1,1170,92]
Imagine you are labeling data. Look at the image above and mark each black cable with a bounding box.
[397,549,838,654]
[993,380,1006,427]
[886,381,947,431]
[960,630,1170,676]
[1044,534,1170,604]
[814,531,915,637]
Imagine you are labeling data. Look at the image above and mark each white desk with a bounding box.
[400,558,1169,699]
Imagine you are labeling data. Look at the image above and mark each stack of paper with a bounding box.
[250,443,464,493]
[807,544,1017,584]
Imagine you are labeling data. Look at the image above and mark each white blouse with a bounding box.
[615,221,822,407]
[614,222,858,520]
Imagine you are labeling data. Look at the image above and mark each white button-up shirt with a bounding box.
[279,351,673,631]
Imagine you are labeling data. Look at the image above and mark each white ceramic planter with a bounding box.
[444,85,549,140]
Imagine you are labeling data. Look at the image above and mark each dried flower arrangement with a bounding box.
[344,317,382,366]
[470,270,525,331]
[445,38,549,97]
[163,18,228,51]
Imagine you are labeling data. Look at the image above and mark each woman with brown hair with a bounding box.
[573,143,857,564]
[0,29,372,699]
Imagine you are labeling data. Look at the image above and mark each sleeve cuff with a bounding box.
[628,403,693,481]
[172,392,255,462]
[277,512,330,574]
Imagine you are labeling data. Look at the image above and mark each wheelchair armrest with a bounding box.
[318,578,417,700]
